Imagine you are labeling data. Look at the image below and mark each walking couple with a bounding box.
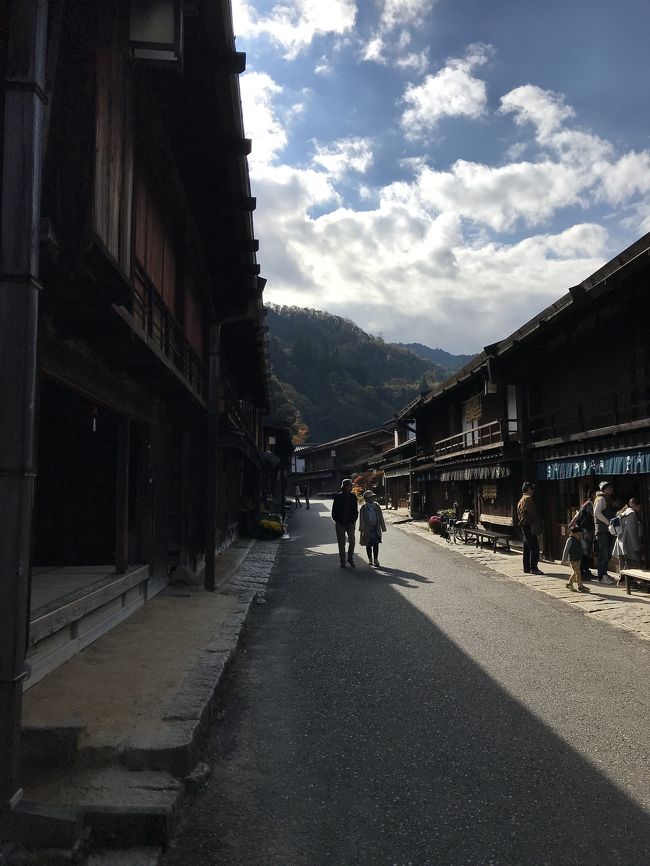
[332,478,386,568]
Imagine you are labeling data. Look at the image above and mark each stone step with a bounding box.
[21,722,87,776]
[8,841,86,865]
[8,800,84,853]
[86,847,163,866]
[25,768,181,849]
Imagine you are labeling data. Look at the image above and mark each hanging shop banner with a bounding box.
[537,449,650,481]
[384,465,412,478]
[417,469,440,482]
[439,464,510,482]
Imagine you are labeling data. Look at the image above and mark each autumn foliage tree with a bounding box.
[351,470,385,500]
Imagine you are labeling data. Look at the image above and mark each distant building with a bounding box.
[299,428,395,494]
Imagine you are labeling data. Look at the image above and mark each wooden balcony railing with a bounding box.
[223,375,256,440]
[433,419,511,459]
[132,271,205,398]
[529,389,650,442]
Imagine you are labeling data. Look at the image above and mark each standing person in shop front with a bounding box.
[516,481,544,575]
[593,481,616,584]
[359,490,387,567]
[615,498,643,575]
[569,487,596,582]
[331,478,359,568]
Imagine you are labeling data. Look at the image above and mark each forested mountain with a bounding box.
[394,342,476,373]
[266,305,463,443]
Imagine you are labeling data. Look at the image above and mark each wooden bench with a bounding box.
[620,567,650,595]
[465,527,511,552]
[464,514,514,553]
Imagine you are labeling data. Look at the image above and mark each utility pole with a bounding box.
[0,0,49,818]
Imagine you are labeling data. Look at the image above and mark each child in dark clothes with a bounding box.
[562,526,591,593]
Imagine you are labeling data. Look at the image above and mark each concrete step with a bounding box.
[86,847,162,866]
[8,841,86,865]
[8,800,84,853]
[25,768,181,849]
[21,722,87,776]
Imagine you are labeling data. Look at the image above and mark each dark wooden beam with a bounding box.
[0,0,49,814]
[115,419,130,574]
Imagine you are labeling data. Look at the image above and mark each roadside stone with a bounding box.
[182,764,211,793]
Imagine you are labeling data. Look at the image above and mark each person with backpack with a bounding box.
[593,481,616,584]
[615,498,643,573]
[569,488,596,582]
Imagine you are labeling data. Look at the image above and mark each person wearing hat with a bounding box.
[359,489,387,567]
[331,478,359,567]
[593,481,616,584]
[561,526,590,593]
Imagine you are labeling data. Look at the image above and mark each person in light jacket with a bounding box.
[593,481,616,584]
[359,490,387,567]
[615,498,643,572]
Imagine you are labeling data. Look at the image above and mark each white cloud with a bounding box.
[395,50,429,76]
[380,0,436,30]
[312,138,374,178]
[259,174,609,348]
[498,85,650,212]
[232,0,357,59]
[360,1,433,73]
[400,44,492,138]
[416,158,589,231]
[362,35,386,64]
[505,142,527,161]
[239,72,288,168]
[241,51,650,351]
[597,151,650,204]
[314,55,333,75]
[500,85,575,138]
[543,223,608,257]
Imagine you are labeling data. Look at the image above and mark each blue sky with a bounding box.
[232,0,650,352]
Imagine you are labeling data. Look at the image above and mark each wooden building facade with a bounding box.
[384,233,650,561]
[298,428,395,495]
[1,0,269,818]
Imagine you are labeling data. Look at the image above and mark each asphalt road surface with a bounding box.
[163,500,650,866]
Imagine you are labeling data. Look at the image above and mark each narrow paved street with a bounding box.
[164,501,650,866]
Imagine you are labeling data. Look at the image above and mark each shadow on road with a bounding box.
[165,500,650,866]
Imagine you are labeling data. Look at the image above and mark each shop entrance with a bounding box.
[27,378,153,682]
[34,378,118,567]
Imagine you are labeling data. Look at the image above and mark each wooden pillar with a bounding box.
[0,0,48,815]
[205,323,221,591]
[179,429,192,568]
[115,419,130,574]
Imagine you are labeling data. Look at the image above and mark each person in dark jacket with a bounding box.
[516,481,544,575]
[332,478,359,567]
